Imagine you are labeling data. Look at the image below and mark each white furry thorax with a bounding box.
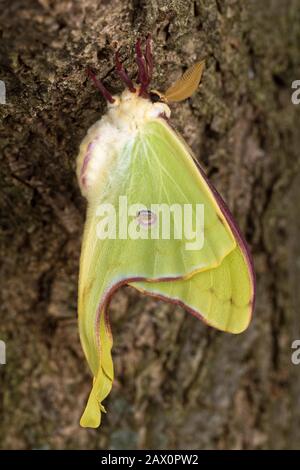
[76,88,171,200]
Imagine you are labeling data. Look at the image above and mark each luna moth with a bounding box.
[76,37,255,428]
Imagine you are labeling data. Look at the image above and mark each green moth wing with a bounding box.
[78,117,255,428]
[130,119,254,334]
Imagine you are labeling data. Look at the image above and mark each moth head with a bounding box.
[148,90,166,104]
[86,36,204,106]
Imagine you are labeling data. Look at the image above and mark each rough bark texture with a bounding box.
[1,0,300,450]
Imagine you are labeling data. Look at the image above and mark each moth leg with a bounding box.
[115,50,136,93]
[135,38,150,95]
[86,68,115,104]
[145,34,153,80]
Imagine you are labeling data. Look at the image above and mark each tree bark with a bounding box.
[1,0,300,450]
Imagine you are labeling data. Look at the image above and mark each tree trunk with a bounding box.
[1,0,300,450]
